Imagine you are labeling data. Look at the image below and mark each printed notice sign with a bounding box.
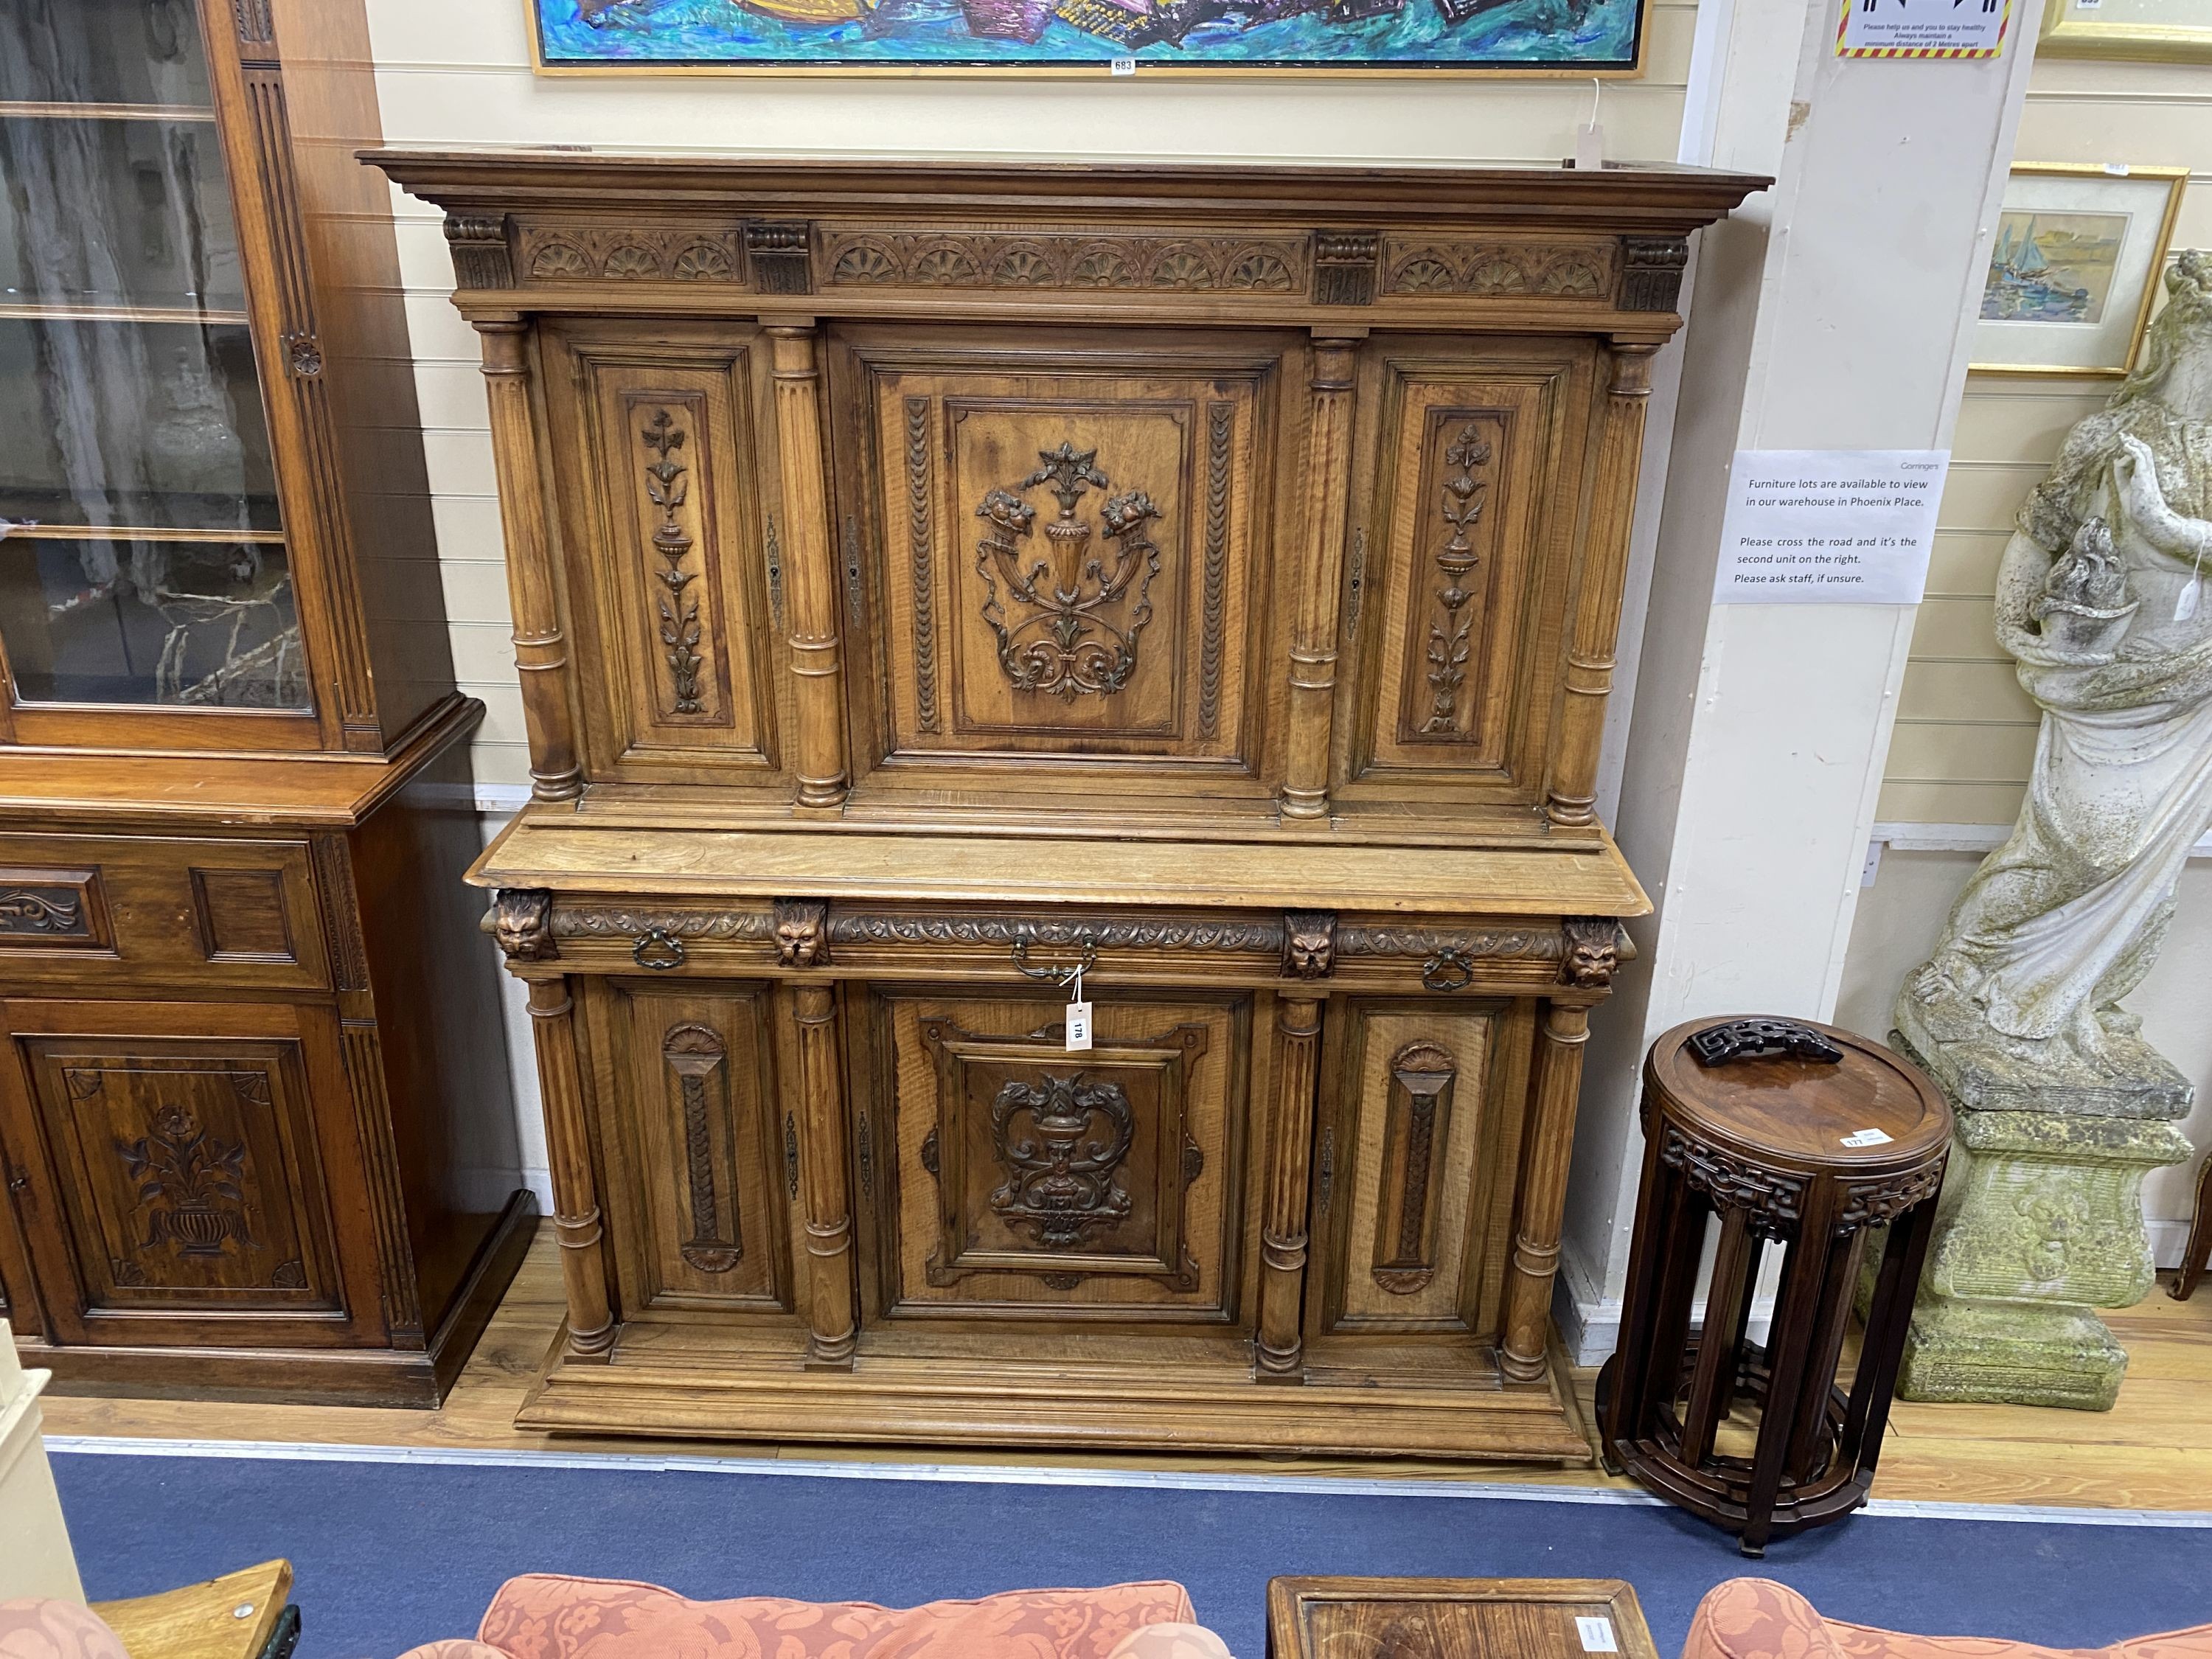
[1837,0,2012,59]
[1713,450,1948,605]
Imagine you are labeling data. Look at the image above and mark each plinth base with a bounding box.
[1899,1295,2127,1411]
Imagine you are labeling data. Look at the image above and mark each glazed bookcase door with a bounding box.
[831,325,1287,800]
[1333,338,1599,817]
[538,321,791,787]
[585,978,795,1318]
[858,987,1251,1329]
[0,0,349,752]
[1305,997,1534,1368]
[0,998,380,1348]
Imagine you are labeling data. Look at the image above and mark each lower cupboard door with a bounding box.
[860,987,1251,1327]
[591,978,794,1315]
[1307,997,1531,1349]
[0,998,372,1349]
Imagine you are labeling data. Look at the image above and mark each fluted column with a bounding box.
[793,983,857,1367]
[476,319,581,801]
[1501,1001,1591,1381]
[1256,993,1324,1380]
[767,323,851,813]
[528,975,614,1357]
[1279,332,1363,822]
[1549,343,1657,827]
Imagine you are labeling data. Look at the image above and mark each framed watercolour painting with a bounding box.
[2040,0,2212,63]
[1970,164,2186,378]
[528,0,1649,74]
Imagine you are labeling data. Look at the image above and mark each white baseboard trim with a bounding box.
[475,783,532,815]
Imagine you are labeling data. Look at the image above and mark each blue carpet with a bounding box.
[50,1450,2212,1659]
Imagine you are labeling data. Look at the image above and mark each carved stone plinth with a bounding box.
[1895,1038,2193,1411]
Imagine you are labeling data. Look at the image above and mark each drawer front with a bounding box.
[0,833,327,992]
[863,987,1250,1324]
[587,978,794,1315]
[1310,998,1530,1340]
[0,999,369,1348]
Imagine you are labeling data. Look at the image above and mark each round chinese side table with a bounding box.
[1596,1016,1952,1557]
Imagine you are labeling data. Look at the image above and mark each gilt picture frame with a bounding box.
[1969,164,2187,379]
[2039,0,2212,63]
[525,0,1649,76]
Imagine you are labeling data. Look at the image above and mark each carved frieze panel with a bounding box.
[821,227,1307,294]
[0,869,110,951]
[861,350,1269,769]
[516,223,747,286]
[1380,237,1615,300]
[1659,1123,1808,1238]
[830,910,1281,953]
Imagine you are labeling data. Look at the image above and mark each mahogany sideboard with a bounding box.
[375,151,1765,1457]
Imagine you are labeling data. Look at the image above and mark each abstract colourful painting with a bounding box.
[530,0,1645,73]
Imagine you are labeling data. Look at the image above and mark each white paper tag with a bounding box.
[1066,1001,1093,1051]
[1109,55,1135,74]
[1573,122,1606,171]
[1577,1618,1618,1654]
[1841,1127,1894,1149]
[2177,580,2200,623]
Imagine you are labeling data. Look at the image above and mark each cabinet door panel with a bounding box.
[1313,1000,1518,1338]
[870,988,1248,1324]
[594,979,792,1314]
[543,324,786,782]
[840,329,1282,782]
[1340,340,1595,804]
[0,1000,366,1346]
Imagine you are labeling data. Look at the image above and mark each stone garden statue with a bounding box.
[1893,249,2212,1410]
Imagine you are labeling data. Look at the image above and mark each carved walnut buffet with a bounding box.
[375,150,1765,1456]
[0,1,532,1405]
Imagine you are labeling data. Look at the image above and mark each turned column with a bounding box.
[793,983,857,1367]
[476,319,582,802]
[527,975,614,1357]
[1500,1001,1591,1381]
[1280,331,1363,822]
[766,323,850,813]
[1256,992,1324,1380]
[1550,342,1658,827]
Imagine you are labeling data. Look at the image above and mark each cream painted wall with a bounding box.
[362,0,1705,794]
[1883,52,2212,828]
[1840,46,2212,1263]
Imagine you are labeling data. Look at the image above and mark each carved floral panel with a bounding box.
[1345,352,1584,796]
[19,1038,338,1318]
[547,333,784,779]
[859,349,1273,772]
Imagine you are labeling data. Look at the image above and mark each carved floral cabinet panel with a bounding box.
[375,152,1765,1457]
[1,1001,366,1349]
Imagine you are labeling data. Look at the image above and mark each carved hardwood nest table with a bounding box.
[372,150,1767,1459]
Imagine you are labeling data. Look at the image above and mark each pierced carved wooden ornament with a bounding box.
[988,1071,1137,1248]
[975,442,1164,701]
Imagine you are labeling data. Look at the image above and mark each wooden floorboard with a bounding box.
[35,1237,2212,1509]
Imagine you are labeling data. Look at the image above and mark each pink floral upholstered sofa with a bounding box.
[1686,1579,2212,1659]
[391,1575,1229,1659]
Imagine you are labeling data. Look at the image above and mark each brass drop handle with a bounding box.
[1010,931,1097,987]
[632,928,686,970]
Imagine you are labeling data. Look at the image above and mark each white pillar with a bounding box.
[0,1324,83,1603]
[1559,0,2049,1358]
